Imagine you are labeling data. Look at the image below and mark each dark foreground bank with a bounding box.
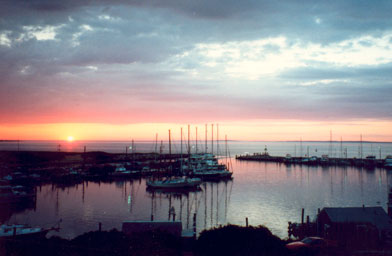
[0,225,290,256]
[2,224,386,256]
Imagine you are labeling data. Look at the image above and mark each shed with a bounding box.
[317,207,392,248]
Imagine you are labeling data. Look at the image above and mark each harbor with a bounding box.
[1,140,392,255]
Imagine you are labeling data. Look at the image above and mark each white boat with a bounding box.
[146,177,202,189]
[284,154,293,164]
[385,155,392,169]
[0,224,49,239]
[320,155,329,165]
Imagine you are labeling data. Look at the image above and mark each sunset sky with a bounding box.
[1,1,392,141]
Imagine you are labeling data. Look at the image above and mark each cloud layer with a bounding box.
[1,0,392,124]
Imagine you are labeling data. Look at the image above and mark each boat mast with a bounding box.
[225,134,228,167]
[205,124,208,154]
[328,130,332,157]
[196,126,198,154]
[188,124,191,155]
[361,133,363,159]
[211,124,214,155]
[340,137,343,158]
[300,137,302,158]
[217,123,219,156]
[181,127,183,174]
[155,134,158,161]
[169,129,172,156]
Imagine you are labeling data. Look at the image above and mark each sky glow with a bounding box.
[0,1,391,141]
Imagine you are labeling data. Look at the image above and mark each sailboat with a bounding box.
[189,129,233,181]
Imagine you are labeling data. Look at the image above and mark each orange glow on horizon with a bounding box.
[0,120,391,142]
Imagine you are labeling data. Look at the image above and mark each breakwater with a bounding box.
[235,153,388,169]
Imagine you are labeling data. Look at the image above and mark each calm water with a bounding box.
[2,141,392,239]
[1,140,392,158]
[4,159,392,239]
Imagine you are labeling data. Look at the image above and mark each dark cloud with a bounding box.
[0,0,392,124]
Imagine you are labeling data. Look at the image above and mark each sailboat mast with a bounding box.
[196,127,198,154]
[155,134,158,154]
[211,124,214,155]
[340,137,343,158]
[300,137,302,158]
[188,124,190,155]
[181,127,183,173]
[217,123,219,156]
[205,124,208,153]
[169,129,172,156]
[360,134,363,159]
[225,134,228,167]
[329,130,332,156]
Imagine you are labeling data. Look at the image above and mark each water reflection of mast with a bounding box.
[186,194,189,229]
[180,194,183,222]
[82,181,85,203]
[55,189,59,217]
[216,182,219,224]
[204,183,207,228]
[150,191,155,220]
[129,180,136,213]
[168,194,172,220]
[224,181,228,222]
[210,183,213,227]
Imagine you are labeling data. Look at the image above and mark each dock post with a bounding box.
[245,217,248,227]
[99,222,102,232]
[13,227,16,236]
[301,208,304,224]
[151,214,154,221]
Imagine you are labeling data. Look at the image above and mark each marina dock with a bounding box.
[236,153,389,169]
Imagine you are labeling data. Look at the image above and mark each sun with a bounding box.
[67,136,74,142]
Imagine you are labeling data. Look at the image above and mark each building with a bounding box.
[316,206,392,248]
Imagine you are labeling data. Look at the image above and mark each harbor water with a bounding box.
[1,140,392,239]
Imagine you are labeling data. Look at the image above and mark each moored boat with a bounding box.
[385,155,392,169]
[146,177,202,189]
[0,224,49,239]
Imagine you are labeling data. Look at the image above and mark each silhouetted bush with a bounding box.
[195,224,288,256]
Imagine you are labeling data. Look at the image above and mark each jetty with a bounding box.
[236,152,388,169]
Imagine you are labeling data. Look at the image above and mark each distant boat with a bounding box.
[284,154,293,164]
[0,224,49,239]
[320,155,329,165]
[188,153,233,180]
[192,169,232,180]
[385,155,392,169]
[364,155,377,168]
[146,177,202,189]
